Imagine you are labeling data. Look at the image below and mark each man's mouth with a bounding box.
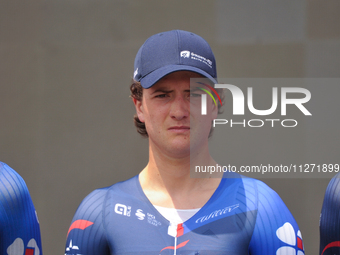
[168,126,190,132]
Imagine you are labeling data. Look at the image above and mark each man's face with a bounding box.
[133,71,218,158]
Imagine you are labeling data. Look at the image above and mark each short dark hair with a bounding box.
[130,79,224,138]
[130,80,148,137]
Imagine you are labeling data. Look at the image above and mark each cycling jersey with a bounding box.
[65,173,304,255]
[0,162,43,255]
[320,172,340,255]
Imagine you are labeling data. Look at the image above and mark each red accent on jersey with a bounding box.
[297,237,303,250]
[177,223,184,237]
[25,248,34,255]
[321,241,340,255]
[67,219,94,237]
[160,240,189,252]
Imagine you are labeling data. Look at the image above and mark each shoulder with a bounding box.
[240,175,275,192]
[71,175,139,220]
[80,175,139,202]
[238,177,299,233]
[320,172,340,215]
[224,175,282,204]
[320,173,340,255]
[0,162,30,205]
[324,172,340,198]
[77,187,110,209]
[241,176,284,203]
[220,173,290,207]
[320,172,340,221]
[0,162,42,252]
[66,175,139,254]
[0,161,26,186]
[244,177,295,219]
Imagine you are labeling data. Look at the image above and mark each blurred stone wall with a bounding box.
[0,1,339,254]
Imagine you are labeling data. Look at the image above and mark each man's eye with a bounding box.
[155,94,167,98]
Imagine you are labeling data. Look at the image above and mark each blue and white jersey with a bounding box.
[0,162,43,255]
[320,172,340,255]
[65,173,304,255]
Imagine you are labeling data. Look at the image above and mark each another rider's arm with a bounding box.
[248,180,304,255]
[65,188,110,255]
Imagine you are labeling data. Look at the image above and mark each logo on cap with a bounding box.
[180,51,190,58]
[180,50,213,69]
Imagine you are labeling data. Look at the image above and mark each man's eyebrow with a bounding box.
[150,88,173,94]
[150,88,192,94]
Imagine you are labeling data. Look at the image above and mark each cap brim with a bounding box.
[139,65,217,89]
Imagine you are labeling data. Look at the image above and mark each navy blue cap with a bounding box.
[133,30,217,89]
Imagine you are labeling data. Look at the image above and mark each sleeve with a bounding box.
[248,180,304,255]
[65,188,110,255]
[0,162,43,255]
[319,173,340,255]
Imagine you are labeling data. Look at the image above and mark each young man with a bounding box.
[0,162,43,255]
[319,172,340,255]
[65,30,304,254]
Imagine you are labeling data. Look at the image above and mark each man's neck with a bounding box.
[138,142,222,209]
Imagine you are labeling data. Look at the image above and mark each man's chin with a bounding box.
[166,143,191,158]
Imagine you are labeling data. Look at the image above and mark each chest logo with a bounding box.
[195,204,239,223]
[135,209,146,220]
[114,203,131,217]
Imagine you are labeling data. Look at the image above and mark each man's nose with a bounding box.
[169,96,189,120]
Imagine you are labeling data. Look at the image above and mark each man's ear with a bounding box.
[133,98,145,123]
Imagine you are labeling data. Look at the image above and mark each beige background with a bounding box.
[0,0,339,254]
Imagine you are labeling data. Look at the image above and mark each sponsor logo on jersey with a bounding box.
[135,209,145,220]
[67,219,94,237]
[147,213,161,226]
[7,238,40,255]
[276,222,304,255]
[195,204,239,223]
[114,203,131,217]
